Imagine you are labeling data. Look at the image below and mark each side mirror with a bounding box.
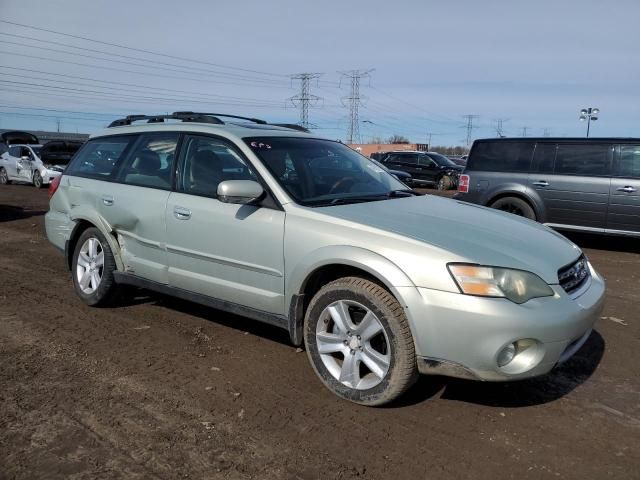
[217,180,264,205]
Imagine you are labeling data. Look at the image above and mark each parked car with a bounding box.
[45,112,605,406]
[0,143,68,188]
[381,151,463,189]
[448,155,468,167]
[39,140,84,166]
[369,158,413,186]
[455,138,640,237]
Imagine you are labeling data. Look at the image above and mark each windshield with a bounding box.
[428,153,457,167]
[245,137,408,206]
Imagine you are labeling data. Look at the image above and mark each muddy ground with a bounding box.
[1,184,638,479]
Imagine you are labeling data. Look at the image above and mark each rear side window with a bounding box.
[617,145,640,178]
[8,146,20,157]
[468,142,534,172]
[554,144,610,176]
[66,136,135,179]
[533,143,557,173]
[116,133,178,190]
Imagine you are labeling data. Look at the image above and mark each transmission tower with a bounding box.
[339,69,373,143]
[462,114,479,146]
[288,73,322,129]
[521,126,530,137]
[493,118,509,137]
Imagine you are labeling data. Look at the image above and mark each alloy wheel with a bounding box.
[0,168,8,184]
[316,299,391,390]
[76,237,105,294]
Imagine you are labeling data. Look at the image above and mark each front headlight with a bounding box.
[448,264,554,304]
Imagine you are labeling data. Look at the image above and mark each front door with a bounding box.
[530,143,612,230]
[417,155,439,183]
[165,134,285,314]
[607,144,640,233]
[17,146,35,182]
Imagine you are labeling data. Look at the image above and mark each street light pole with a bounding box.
[579,107,599,137]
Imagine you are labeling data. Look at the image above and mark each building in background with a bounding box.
[348,143,429,158]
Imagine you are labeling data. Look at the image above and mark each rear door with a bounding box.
[607,144,640,233]
[388,153,423,180]
[98,132,179,283]
[530,142,612,230]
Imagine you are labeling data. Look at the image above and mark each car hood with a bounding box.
[321,194,581,284]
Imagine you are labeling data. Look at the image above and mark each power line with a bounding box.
[462,114,480,146]
[339,69,373,143]
[288,73,322,128]
[0,19,288,79]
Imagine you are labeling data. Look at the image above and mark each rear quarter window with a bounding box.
[467,142,534,172]
[65,136,136,179]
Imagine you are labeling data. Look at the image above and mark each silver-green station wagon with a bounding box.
[45,112,606,405]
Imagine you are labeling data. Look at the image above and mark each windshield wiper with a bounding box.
[387,189,417,197]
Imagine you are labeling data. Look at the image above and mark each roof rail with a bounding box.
[107,112,310,133]
[108,112,225,128]
[173,111,267,125]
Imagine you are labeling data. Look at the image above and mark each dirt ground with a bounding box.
[1,183,639,480]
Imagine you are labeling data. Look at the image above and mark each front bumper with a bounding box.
[399,263,605,381]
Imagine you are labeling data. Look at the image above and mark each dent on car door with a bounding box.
[165,134,285,314]
[100,132,179,283]
[607,144,640,233]
[18,147,34,181]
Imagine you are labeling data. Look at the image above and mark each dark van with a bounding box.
[454,138,640,236]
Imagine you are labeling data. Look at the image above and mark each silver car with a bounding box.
[45,113,606,406]
[0,144,65,188]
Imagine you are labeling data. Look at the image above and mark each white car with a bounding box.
[0,144,65,188]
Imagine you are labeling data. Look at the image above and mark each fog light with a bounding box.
[497,343,516,367]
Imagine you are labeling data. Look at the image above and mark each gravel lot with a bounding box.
[1,184,639,479]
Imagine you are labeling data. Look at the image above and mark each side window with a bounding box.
[179,136,256,197]
[8,146,20,157]
[21,147,33,158]
[66,136,135,179]
[418,156,436,167]
[555,144,610,176]
[533,143,557,173]
[401,154,418,165]
[116,133,178,189]
[617,145,640,178]
[469,142,534,172]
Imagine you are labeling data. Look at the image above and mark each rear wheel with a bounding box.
[33,171,43,188]
[0,167,10,185]
[304,277,418,406]
[490,196,536,220]
[72,227,120,306]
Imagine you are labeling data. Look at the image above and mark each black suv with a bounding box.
[381,151,463,189]
[455,138,640,236]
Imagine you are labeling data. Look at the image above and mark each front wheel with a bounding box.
[33,171,43,188]
[0,167,11,185]
[304,277,418,406]
[489,196,536,220]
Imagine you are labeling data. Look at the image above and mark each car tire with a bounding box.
[490,196,536,220]
[0,167,11,185]
[71,227,120,307]
[437,175,453,191]
[33,171,43,188]
[304,276,418,406]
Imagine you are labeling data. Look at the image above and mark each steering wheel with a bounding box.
[328,177,355,195]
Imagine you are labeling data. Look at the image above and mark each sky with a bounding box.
[0,0,638,146]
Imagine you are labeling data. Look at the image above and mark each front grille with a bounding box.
[558,255,590,294]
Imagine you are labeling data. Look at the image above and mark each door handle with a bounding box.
[102,195,114,206]
[173,206,191,220]
[617,186,637,193]
[532,180,549,187]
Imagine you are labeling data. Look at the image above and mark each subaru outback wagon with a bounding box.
[46,113,605,405]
